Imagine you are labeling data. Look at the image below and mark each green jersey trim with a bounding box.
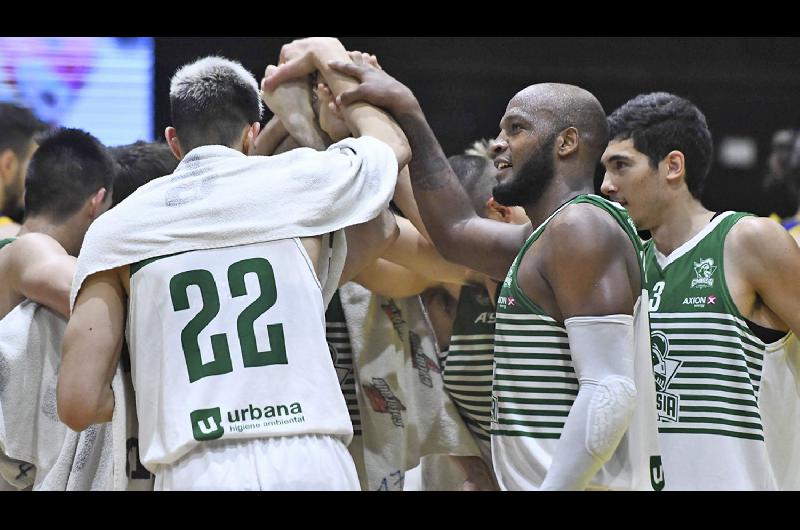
[130,250,189,278]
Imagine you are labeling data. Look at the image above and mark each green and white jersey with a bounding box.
[491,194,663,491]
[127,238,352,471]
[645,211,787,490]
[443,284,496,459]
[325,291,361,437]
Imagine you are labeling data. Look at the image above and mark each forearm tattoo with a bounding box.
[396,110,458,191]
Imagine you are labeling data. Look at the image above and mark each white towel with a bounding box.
[71,136,398,310]
[35,362,153,491]
[338,283,480,491]
[0,300,147,490]
[0,301,67,489]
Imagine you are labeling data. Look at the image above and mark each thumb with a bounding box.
[336,88,367,108]
[262,59,310,92]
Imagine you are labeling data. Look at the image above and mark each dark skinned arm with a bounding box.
[327,60,531,281]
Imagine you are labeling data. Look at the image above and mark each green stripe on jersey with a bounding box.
[492,195,643,439]
[443,284,496,442]
[325,291,361,435]
[644,211,781,440]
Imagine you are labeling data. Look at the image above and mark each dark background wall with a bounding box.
[154,37,800,215]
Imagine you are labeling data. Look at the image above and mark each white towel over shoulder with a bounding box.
[0,301,143,490]
[0,301,66,489]
[71,136,398,309]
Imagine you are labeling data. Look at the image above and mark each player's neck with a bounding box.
[18,216,80,256]
[650,196,714,257]
[523,178,593,228]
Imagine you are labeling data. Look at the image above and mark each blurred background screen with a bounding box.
[0,37,154,146]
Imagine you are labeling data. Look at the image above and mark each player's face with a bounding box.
[601,138,663,231]
[2,141,37,216]
[491,96,556,207]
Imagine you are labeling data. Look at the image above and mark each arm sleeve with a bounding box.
[539,314,638,490]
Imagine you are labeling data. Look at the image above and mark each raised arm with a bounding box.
[57,268,126,432]
[251,115,291,156]
[315,70,432,242]
[353,258,440,299]
[382,216,472,286]
[263,37,410,169]
[339,209,400,285]
[326,60,531,281]
[260,65,330,151]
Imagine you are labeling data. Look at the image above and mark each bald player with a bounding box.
[265,60,662,490]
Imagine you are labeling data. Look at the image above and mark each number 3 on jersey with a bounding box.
[649,281,666,312]
[169,257,287,383]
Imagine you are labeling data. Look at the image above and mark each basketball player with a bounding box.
[264,57,663,490]
[57,38,410,491]
[0,103,48,238]
[601,92,800,490]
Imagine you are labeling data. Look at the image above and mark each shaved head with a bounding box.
[508,83,608,162]
[493,83,607,207]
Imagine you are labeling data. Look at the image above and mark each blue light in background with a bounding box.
[0,37,154,146]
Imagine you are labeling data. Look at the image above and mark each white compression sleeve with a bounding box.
[539,314,637,490]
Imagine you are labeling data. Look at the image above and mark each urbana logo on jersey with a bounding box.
[362,377,406,427]
[691,258,717,289]
[191,407,225,441]
[410,330,441,388]
[651,331,683,423]
[381,300,407,338]
[681,294,717,308]
[650,456,666,491]
[190,401,305,441]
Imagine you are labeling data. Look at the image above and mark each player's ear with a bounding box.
[165,127,184,160]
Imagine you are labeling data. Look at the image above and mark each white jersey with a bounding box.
[760,334,800,490]
[644,212,791,490]
[127,238,352,471]
[491,196,663,490]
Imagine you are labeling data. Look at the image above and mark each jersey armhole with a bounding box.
[293,237,323,292]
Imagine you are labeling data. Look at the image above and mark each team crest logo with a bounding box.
[651,331,682,422]
[362,378,406,427]
[691,258,717,289]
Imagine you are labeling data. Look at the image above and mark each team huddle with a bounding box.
[0,37,798,491]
